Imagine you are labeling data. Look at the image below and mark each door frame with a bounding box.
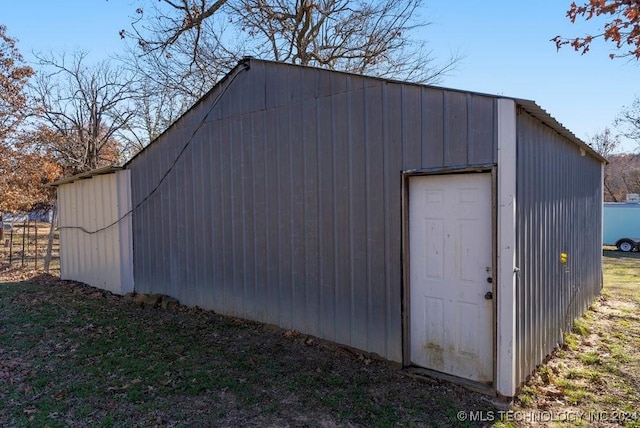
[401,166,498,387]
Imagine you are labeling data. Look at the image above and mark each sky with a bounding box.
[3,0,639,152]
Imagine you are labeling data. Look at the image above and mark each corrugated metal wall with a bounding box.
[514,111,603,386]
[128,59,498,361]
[58,171,134,295]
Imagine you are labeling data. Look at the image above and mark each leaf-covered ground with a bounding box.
[0,266,498,427]
[3,250,638,427]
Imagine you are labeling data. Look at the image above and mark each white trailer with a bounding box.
[603,202,640,252]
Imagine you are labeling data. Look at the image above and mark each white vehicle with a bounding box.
[603,201,640,252]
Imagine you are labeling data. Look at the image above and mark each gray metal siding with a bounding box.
[128,60,498,361]
[515,111,603,386]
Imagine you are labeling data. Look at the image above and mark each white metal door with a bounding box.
[409,173,493,383]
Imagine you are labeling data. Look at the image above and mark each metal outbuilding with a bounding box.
[51,167,134,296]
[57,58,606,397]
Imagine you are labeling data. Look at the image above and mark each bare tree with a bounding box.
[589,127,621,157]
[615,95,640,144]
[30,51,138,174]
[116,13,242,150]
[115,0,460,157]
[589,128,621,201]
[123,0,461,88]
[116,73,191,158]
[230,0,455,82]
[601,153,640,201]
[119,23,240,106]
[125,0,228,58]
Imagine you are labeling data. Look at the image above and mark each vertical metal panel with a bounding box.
[422,88,444,168]
[219,115,234,314]
[444,91,468,166]
[192,132,206,305]
[365,83,386,354]
[349,82,368,352]
[302,97,321,337]
[250,111,267,320]
[402,85,422,170]
[384,82,404,362]
[316,92,336,341]
[57,171,133,294]
[128,60,498,362]
[243,115,255,316]
[277,105,292,328]
[468,96,495,165]
[116,170,134,293]
[332,89,351,347]
[289,102,305,328]
[264,107,280,324]
[515,111,603,387]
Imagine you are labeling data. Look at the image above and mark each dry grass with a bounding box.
[0,222,59,275]
[512,250,640,427]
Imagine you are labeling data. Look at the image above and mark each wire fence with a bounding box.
[0,220,60,274]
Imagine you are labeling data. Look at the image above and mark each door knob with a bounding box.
[484,291,493,300]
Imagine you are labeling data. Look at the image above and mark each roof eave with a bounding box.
[47,166,124,187]
[515,99,608,164]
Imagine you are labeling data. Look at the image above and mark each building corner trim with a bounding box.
[496,98,517,397]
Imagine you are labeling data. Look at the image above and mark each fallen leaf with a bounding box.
[107,384,130,392]
[538,385,564,397]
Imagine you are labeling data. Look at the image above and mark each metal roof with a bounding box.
[48,166,124,187]
[514,98,608,164]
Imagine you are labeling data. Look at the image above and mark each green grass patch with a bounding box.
[517,385,536,407]
[566,367,603,384]
[556,379,592,405]
[563,332,580,351]
[579,351,602,365]
[572,317,591,336]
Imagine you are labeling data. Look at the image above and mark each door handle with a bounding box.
[484,291,493,300]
